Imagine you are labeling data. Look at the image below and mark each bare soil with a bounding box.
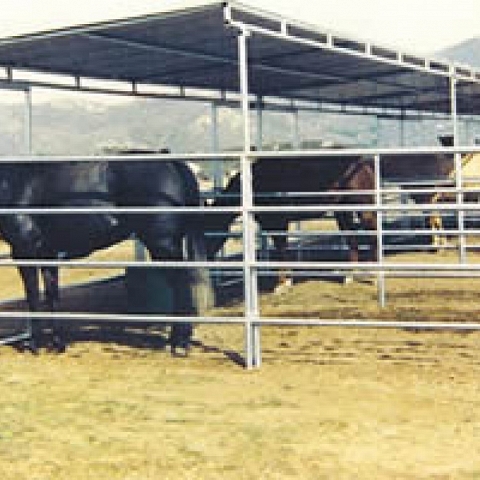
[1,247,480,479]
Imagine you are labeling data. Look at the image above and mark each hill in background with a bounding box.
[436,37,480,68]
[0,95,384,157]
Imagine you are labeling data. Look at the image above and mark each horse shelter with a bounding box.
[0,1,480,367]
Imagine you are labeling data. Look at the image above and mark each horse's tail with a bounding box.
[171,161,215,313]
[184,224,215,314]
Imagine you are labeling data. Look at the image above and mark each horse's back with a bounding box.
[47,162,110,200]
[243,156,366,209]
[112,160,199,207]
[380,153,453,181]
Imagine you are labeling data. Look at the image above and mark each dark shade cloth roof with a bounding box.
[0,1,478,115]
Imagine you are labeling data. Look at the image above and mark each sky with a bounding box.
[0,0,479,55]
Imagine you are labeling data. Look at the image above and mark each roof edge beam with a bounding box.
[224,3,480,85]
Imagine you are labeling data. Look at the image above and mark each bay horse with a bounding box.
[0,155,208,355]
[205,155,377,290]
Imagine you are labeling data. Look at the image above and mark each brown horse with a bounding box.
[205,155,377,290]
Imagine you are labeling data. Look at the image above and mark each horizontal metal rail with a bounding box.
[0,310,247,324]
[252,261,480,272]
[0,259,244,269]
[6,257,480,272]
[0,145,478,163]
[0,151,241,163]
[0,311,479,331]
[212,186,480,198]
[0,206,241,215]
[252,319,480,330]
[0,201,476,216]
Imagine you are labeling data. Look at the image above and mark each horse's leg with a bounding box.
[334,211,358,284]
[4,215,51,352]
[429,212,446,252]
[357,211,378,285]
[360,212,378,262]
[258,217,291,294]
[150,242,193,355]
[272,232,292,294]
[139,218,194,356]
[17,265,42,353]
[41,266,66,353]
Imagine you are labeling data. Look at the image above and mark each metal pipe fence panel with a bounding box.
[1,149,480,368]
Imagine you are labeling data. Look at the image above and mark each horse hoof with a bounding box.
[18,339,40,355]
[170,341,191,358]
[49,337,67,354]
[274,282,292,295]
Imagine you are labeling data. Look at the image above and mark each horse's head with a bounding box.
[203,173,242,259]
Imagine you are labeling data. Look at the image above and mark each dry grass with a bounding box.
[2,247,480,478]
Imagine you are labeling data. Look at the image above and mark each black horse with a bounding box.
[0,156,208,355]
[205,155,377,290]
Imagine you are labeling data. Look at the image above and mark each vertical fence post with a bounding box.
[455,150,466,263]
[450,71,467,263]
[238,27,260,369]
[24,87,33,344]
[374,153,386,307]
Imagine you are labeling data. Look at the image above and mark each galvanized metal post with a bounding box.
[238,28,260,369]
[400,109,406,147]
[211,102,223,190]
[450,72,467,263]
[374,153,386,307]
[373,115,379,147]
[455,149,466,263]
[292,108,300,148]
[451,70,459,145]
[256,97,271,261]
[24,87,33,345]
[292,108,302,243]
[24,87,32,154]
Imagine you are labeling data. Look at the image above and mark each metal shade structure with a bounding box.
[1,1,480,368]
[0,0,478,117]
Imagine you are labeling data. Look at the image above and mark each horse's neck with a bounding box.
[204,177,242,257]
[332,159,374,196]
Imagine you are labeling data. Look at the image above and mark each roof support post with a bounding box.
[238,27,260,369]
[210,102,223,192]
[292,108,300,149]
[450,71,459,146]
[24,88,32,155]
[400,109,406,147]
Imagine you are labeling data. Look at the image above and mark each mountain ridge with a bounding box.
[436,37,480,68]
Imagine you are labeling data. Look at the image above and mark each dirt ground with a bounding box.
[1,247,480,478]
